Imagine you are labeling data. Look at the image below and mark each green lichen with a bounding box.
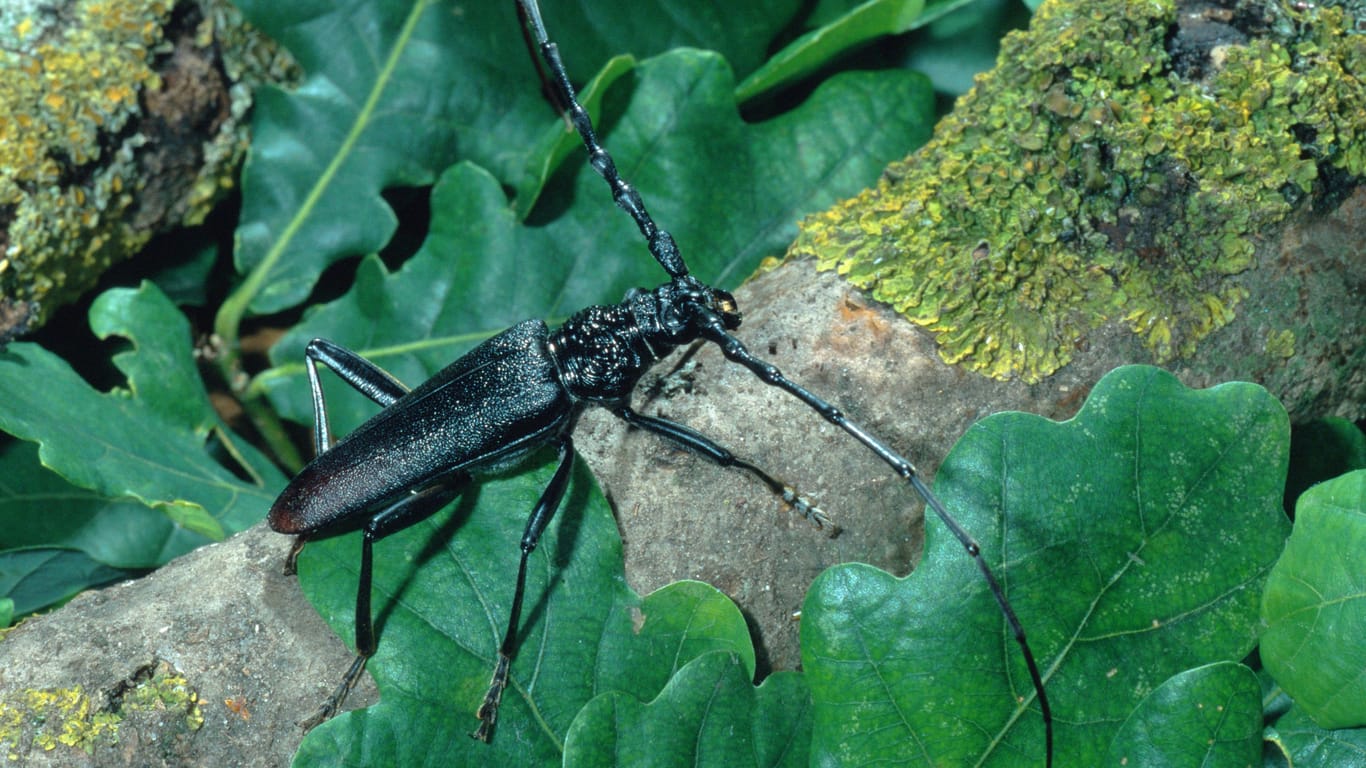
[791,0,1365,383]
[0,665,202,760]
[121,668,204,731]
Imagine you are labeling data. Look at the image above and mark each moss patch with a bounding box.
[790,0,1364,382]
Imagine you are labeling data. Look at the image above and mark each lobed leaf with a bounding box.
[0,284,284,542]
[1106,662,1263,767]
[227,0,805,319]
[1268,705,1366,768]
[0,440,206,568]
[0,440,208,617]
[802,365,1291,765]
[0,548,132,619]
[564,654,811,768]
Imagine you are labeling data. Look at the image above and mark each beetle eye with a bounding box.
[711,289,741,328]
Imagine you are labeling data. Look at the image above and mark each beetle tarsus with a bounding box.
[471,654,511,742]
[299,654,369,732]
[779,485,837,535]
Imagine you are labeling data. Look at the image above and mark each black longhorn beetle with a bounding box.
[268,0,1053,762]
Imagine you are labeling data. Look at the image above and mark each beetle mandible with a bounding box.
[268,0,1053,761]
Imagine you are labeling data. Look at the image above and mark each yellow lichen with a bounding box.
[0,664,202,760]
[0,687,119,758]
[0,0,170,323]
[790,0,1364,383]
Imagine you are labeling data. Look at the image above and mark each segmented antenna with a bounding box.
[514,0,689,281]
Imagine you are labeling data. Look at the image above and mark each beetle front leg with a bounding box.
[299,476,468,731]
[472,435,576,742]
[304,337,410,454]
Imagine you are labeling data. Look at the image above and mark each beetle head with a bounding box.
[664,276,741,335]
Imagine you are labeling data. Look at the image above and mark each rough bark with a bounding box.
[0,0,289,345]
[0,524,372,767]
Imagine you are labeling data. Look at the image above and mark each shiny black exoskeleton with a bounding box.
[270,0,1051,760]
[550,279,739,403]
[270,279,740,538]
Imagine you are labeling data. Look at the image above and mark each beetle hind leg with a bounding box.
[299,476,468,732]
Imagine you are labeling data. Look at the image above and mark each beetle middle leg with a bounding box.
[472,434,576,742]
[611,405,836,534]
[283,338,413,574]
[303,337,410,449]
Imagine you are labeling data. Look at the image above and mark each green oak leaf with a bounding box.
[0,548,131,619]
[737,0,927,101]
[0,440,208,569]
[564,653,811,768]
[0,439,209,618]
[1267,705,1366,768]
[226,0,802,318]
[1262,470,1366,730]
[0,283,284,542]
[1106,662,1262,767]
[802,365,1291,765]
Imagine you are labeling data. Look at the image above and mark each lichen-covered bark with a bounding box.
[791,0,1364,384]
[0,524,365,766]
[0,0,293,344]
